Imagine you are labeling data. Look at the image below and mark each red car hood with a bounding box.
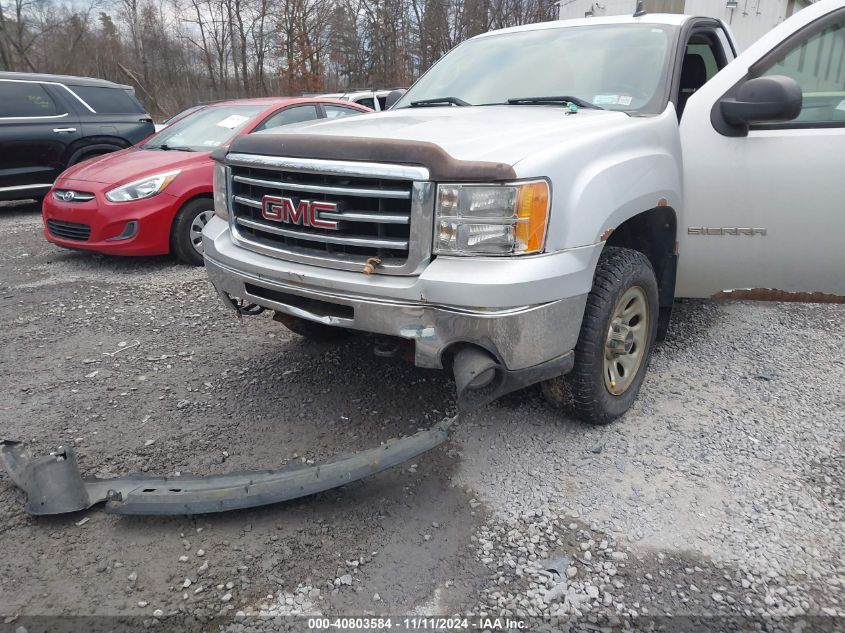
[61,147,212,185]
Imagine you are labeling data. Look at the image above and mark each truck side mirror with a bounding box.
[385,89,407,109]
[719,75,802,129]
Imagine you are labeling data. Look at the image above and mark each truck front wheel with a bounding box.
[542,246,659,424]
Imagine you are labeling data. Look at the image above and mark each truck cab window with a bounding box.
[677,32,730,118]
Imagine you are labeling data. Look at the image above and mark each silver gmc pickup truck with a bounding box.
[203,0,844,423]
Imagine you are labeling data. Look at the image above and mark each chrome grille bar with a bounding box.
[53,189,95,202]
[319,211,409,225]
[232,175,410,199]
[232,195,262,209]
[233,195,409,224]
[235,217,409,249]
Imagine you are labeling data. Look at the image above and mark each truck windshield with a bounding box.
[144,105,264,151]
[394,24,676,114]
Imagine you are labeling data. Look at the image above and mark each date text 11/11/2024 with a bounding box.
[306,617,527,630]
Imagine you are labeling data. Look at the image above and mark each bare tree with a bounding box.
[0,0,554,116]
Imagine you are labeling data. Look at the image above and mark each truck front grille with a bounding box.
[226,156,433,275]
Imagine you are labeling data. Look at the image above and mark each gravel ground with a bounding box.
[0,200,842,632]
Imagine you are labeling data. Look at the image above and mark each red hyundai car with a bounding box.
[42,97,372,265]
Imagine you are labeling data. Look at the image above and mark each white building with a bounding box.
[557,0,815,49]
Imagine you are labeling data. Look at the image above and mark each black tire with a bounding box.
[542,246,659,424]
[273,312,348,341]
[171,198,214,266]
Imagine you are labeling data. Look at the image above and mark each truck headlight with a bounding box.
[434,181,549,255]
[213,161,229,220]
[105,170,181,202]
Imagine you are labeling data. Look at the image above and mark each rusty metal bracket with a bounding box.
[0,415,457,516]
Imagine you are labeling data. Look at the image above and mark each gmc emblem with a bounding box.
[261,196,339,230]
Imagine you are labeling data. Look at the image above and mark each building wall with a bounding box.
[557,0,805,49]
[684,0,790,48]
[557,0,643,21]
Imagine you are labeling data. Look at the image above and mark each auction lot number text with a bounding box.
[308,617,526,630]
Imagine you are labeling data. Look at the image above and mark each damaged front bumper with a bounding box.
[205,254,588,372]
[0,415,455,516]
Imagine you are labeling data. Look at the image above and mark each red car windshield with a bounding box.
[144,105,265,151]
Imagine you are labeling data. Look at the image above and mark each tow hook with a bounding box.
[0,414,460,516]
[362,257,381,275]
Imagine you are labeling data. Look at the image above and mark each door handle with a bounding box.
[53,127,77,133]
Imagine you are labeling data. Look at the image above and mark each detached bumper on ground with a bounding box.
[1,415,457,516]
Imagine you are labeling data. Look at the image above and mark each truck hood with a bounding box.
[233,106,634,168]
[60,147,212,185]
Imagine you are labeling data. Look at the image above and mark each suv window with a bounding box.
[356,97,375,109]
[71,86,146,114]
[258,105,319,130]
[324,104,365,119]
[0,82,61,118]
[377,96,387,110]
[760,17,845,125]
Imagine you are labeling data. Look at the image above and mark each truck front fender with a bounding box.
[514,106,682,251]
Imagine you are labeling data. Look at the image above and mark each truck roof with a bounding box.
[476,13,696,39]
[0,71,133,90]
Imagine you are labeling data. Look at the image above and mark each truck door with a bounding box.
[676,1,845,298]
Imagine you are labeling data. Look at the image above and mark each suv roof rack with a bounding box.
[0,71,131,90]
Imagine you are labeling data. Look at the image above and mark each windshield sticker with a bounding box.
[593,95,620,105]
[216,114,250,129]
[618,95,633,107]
[202,140,222,146]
